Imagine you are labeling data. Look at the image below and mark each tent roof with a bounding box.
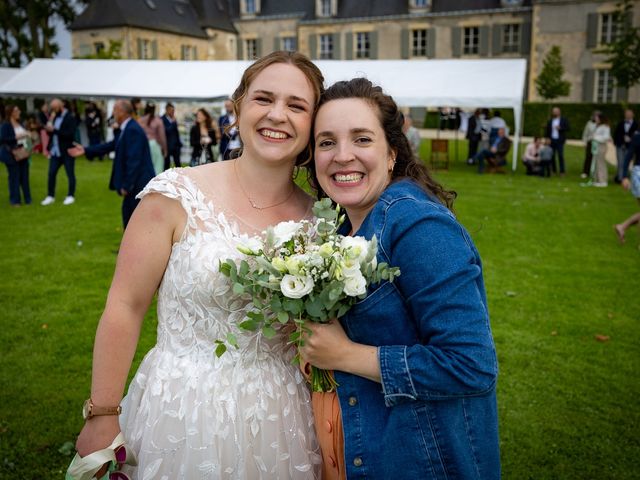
[0,58,526,110]
[0,67,21,89]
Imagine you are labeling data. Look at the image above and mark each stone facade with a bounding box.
[70,0,639,103]
[73,27,235,60]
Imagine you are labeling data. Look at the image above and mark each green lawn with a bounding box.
[1,145,638,479]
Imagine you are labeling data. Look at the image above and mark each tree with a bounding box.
[0,0,88,67]
[598,0,640,90]
[535,45,571,101]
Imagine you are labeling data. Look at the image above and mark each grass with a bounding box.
[1,145,639,479]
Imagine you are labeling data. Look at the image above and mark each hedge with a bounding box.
[423,103,640,140]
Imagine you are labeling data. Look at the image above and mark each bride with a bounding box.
[74,51,324,479]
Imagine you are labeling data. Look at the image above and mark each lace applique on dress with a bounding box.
[122,168,321,479]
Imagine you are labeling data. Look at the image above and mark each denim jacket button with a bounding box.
[353,457,363,467]
[348,396,357,406]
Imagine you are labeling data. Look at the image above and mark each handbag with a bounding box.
[12,146,29,161]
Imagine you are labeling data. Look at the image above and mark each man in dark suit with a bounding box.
[474,127,512,174]
[544,106,570,176]
[218,99,240,160]
[68,100,155,228]
[466,109,482,164]
[161,102,182,169]
[613,109,637,183]
[41,98,78,206]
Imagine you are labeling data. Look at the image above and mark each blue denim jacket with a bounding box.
[335,179,500,479]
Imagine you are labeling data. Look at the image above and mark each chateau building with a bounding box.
[70,0,640,102]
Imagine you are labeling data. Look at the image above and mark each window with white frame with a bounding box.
[141,39,152,59]
[320,0,331,16]
[282,37,296,52]
[245,39,258,59]
[596,69,616,103]
[599,13,618,45]
[355,32,370,59]
[502,24,520,53]
[319,34,333,59]
[463,26,479,55]
[412,29,427,57]
[245,0,256,14]
[412,0,428,7]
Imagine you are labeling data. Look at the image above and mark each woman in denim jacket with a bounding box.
[302,78,500,479]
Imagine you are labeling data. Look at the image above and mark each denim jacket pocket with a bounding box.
[412,404,449,479]
[351,281,397,315]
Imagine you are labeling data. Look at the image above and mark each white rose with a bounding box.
[343,271,367,297]
[341,236,369,263]
[272,221,302,247]
[280,274,314,299]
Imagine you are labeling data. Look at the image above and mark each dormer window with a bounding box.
[242,0,260,16]
[317,0,337,18]
[410,0,429,8]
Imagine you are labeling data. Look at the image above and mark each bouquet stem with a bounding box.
[310,366,339,393]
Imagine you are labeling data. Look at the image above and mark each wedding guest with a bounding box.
[545,106,570,176]
[130,97,142,120]
[139,102,167,174]
[303,77,500,480]
[613,109,637,183]
[474,127,511,174]
[401,113,421,158]
[0,105,32,206]
[37,102,50,156]
[161,102,182,169]
[614,130,640,243]
[69,51,324,479]
[219,99,241,160]
[581,111,599,179]
[41,98,77,206]
[68,100,155,228]
[591,112,612,187]
[84,102,104,161]
[466,108,482,164]
[189,108,218,166]
[539,138,554,178]
[522,136,542,176]
[488,110,507,144]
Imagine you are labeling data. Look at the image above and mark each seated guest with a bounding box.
[475,127,511,174]
[538,138,554,178]
[522,137,542,175]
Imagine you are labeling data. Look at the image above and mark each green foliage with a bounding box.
[535,45,572,100]
[597,0,640,90]
[0,154,638,477]
[0,0,88,67]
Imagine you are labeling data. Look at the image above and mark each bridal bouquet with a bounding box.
[218,198,400,392]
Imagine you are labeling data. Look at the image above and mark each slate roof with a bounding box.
[71,1,532,36]
[70,0,212,37]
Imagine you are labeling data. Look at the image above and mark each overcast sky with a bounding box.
[53,19,72,59]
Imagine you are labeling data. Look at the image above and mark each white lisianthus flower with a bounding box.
[272,221,302,247]
[343,270,367,296]
[280,274,314,299]
[237,236,264,255]
[340,258,361,279]
[271,257,287,272]
[341,236,369,263]
[318,242,334,258]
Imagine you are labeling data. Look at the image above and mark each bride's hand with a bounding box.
[299,319,352,371]
[75,415,122,477]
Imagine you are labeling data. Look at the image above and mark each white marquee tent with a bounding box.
[0,58,527,169]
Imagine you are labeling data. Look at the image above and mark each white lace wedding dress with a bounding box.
[118,168,320,479]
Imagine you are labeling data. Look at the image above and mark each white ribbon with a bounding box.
[66,433,138,480]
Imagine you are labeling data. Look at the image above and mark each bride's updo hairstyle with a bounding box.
[310,77,456,209]
[229,50,325,166]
